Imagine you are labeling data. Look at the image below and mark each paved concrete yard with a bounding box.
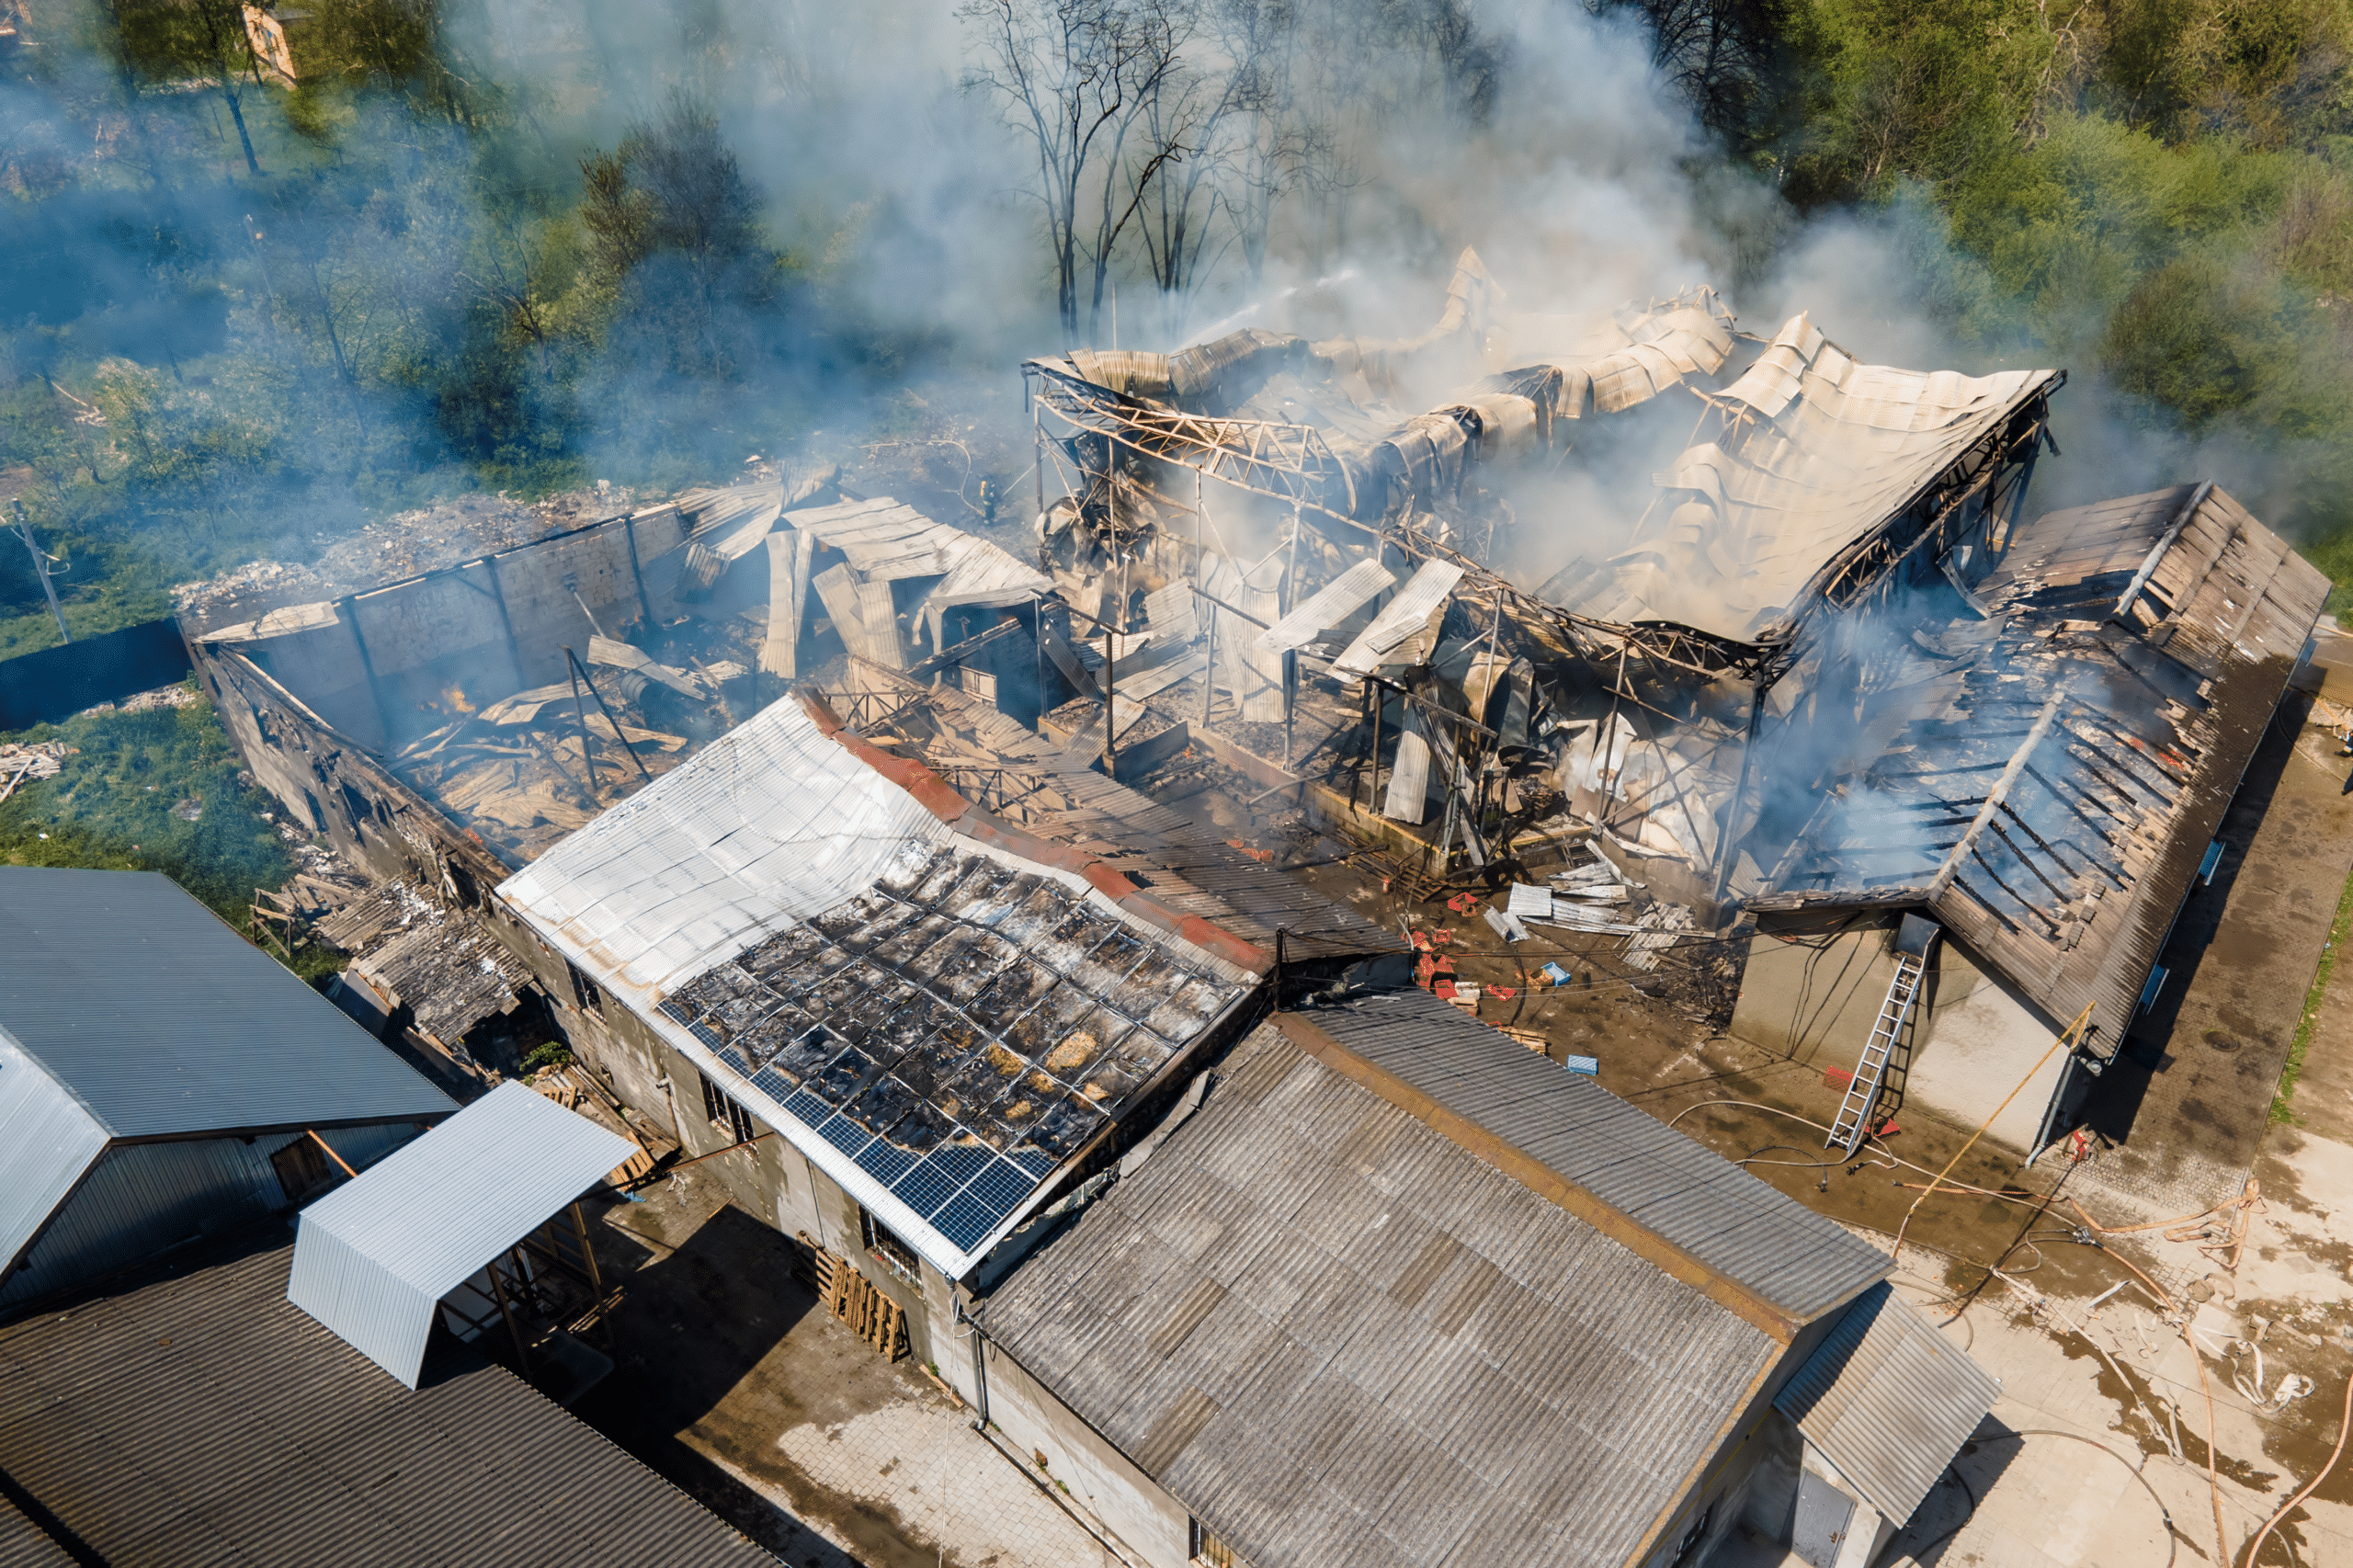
[571,1165,1117,1568]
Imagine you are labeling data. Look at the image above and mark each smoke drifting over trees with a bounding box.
[3,0,2352,659]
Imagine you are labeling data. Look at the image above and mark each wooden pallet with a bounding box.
[533,1070,658,1186]
[796,1233,908,1360]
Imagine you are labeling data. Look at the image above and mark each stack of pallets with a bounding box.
[795,1233,909,1360]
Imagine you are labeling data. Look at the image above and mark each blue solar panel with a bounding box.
[688,1022,723,1050]
[856,1141,919,1186]
[815,1114,876,1159]
[716,1046,751,1074]
[963,1158,1039,1218]
[923,1142,994,1188]
[657,998,694,1024]
[931,1192,1002,1251]
[780,1088,833,1128]
[1006,1145,1057,1178]
[892,1154,970,1218]
[749,1066,796,1103]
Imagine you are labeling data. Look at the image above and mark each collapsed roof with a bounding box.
[185,475,1048,866]
[1752,483,2328,1043]
[1011,250,2331,1057]
[498,691,1307,1278]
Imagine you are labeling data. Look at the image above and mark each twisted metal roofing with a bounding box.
[1552,314,2058,643]
[1757,483,2330,1051]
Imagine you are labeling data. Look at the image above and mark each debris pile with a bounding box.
[77,682,201,718]
[391,636,724,862]
[0,740,68,802]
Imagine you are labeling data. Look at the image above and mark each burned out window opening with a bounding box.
[566,960,605,1017]
[699,1071,756,1144]
[1189,1518,1237,1568]
[860,1207,922,1283]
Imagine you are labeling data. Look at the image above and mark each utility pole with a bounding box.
[11,500,69,644]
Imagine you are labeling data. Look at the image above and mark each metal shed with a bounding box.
[0,869,457,1313]
[288,1081,632,1389]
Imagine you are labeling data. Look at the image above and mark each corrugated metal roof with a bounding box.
[0,869,457,1140]
[655,840,1253,1278]
[1775,1281,2000,1525]
[501,688,1268,1283]
[1760,483,2330,1048]
[289,1082,632,1387]
[1300,987,1889,1324]
[3,1120,419,1312]
[983,1021,1779,1568]
[0,1038,108,1309]
[0,1232,779,1566]
[501,695,948,997]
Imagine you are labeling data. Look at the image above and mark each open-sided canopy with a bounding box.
[287,1081,631,1389]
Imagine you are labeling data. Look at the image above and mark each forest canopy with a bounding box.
[4,0,2352,657]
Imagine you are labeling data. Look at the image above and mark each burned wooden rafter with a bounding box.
[903,615,1025,682]
[1927,689,2070,899]
[1029,364,1367,533]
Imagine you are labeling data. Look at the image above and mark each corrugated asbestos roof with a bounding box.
[0,869,457,1140]
[0,1232,778,1566]
[288,1082,634,1387]
[983,1021,1780,1568]
[0,1494,74,1567]
[1758,484,2329,1046]
[1775,1281,2001,1524]
[1299,987,1889,1324]
[825,664,1404,960]
[501,695,1261,1281]
[0,1037,110,1294]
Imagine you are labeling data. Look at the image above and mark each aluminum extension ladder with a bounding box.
[1826,951,1927,1153]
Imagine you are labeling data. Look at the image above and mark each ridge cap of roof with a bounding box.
[1272,1006,1818,1343]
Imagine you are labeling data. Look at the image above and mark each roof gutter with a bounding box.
[798,689,1271,976]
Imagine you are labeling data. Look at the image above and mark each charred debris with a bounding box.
[176,246,2325,1081]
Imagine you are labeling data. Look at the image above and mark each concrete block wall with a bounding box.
[1732,917,2072,1152]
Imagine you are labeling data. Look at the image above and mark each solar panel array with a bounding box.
[660,843,1245,1253]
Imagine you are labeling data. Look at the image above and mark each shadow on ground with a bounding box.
[572,1193,959,1568]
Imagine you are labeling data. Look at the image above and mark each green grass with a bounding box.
[1,682,300,939]
[2273,858,2353,1123]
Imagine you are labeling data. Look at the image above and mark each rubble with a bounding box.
[0,739,68,802]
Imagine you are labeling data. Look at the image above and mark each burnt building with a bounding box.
[1017,255,2329,1165]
